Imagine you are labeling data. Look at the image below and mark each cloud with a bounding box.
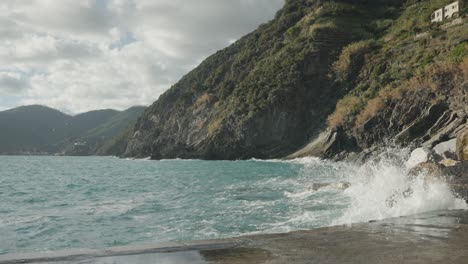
[0,0,284,113]
[0,72,30,94]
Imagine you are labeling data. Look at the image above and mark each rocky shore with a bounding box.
[304,127,468,202]
[406,127,468,201]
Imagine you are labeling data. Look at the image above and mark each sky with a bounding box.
[0,0,284,114]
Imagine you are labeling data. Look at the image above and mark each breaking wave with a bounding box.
[287,148,468,225]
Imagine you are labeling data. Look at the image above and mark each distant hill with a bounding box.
[0,105,145,155]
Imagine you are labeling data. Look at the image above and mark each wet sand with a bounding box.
[2,209,468,264]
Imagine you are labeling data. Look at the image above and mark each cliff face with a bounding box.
[110,0,406,159]
[291,0,467,161]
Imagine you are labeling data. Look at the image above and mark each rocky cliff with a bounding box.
[108,0,466,161]
[108,0,409,159]
[290,0,467,162]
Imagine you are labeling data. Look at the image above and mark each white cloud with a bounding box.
[0,0,284,113]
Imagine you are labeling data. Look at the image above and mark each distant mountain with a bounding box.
[0,105,146,155]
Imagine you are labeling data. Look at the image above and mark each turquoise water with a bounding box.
[2,155,466,256]
[0,156,349,255]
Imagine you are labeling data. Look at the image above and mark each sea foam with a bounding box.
[331,149,467,225]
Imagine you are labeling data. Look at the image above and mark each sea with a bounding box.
[0,150,466,255]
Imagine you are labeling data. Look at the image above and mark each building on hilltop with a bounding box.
[444,1,460,19]
[431,7,444,22]
[431,1,462,23]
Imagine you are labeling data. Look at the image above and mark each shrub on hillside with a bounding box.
[333,39,376,82]
[327,95,362,129]
[353,59,466,128]
[449,42,468,63]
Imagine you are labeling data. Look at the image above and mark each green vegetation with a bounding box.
[450,42,468,62]
[327,0,467,132]
[107,0,468,159]
[333,39,377,82]
[327,96,363,129]
[355,58,466,127]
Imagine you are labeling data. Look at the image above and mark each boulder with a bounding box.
[406,148,432,169]
[433,138,457,160]
[456,128,468,161]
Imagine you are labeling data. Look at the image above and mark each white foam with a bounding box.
[284,189,316,199]
[332,153,467,225]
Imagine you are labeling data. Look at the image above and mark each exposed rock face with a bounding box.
[287,129,358,160]
[354,93,466,154]
[457,128,468,160]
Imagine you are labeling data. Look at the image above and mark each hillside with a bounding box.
[290,0,468,160]
[0,105,145,155]
[107,0,407,159]
[106,0,467,160]
[0,105,71,154]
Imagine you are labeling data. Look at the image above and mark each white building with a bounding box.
[431,1,461,23]
[431,8,444,22]
[444,1,460,19]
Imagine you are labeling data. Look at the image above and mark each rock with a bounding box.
[439,159,459,167]
[433,138,457,160]
[287,129,359,160]
[442,161,468,183]
[311,182,351,191]
[406,148,432,169]
[420,112,464,149]
[449,184,468,202]
[408,162,443,177]
[443,161,468,201]
[456,128,468,161]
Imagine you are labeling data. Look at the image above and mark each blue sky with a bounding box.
[0,0,284,113]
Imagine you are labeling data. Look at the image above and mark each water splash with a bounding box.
[331,148,467,225]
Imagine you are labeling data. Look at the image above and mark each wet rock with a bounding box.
[457,128,468,161]
[433,138,457,160]
[443,161,468,201]
[406,148,432,169]
[311,182,351,191]
[408,162,443,177]
[450,184,468,202]
[443,161,468,183]
[439,159,459,167]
